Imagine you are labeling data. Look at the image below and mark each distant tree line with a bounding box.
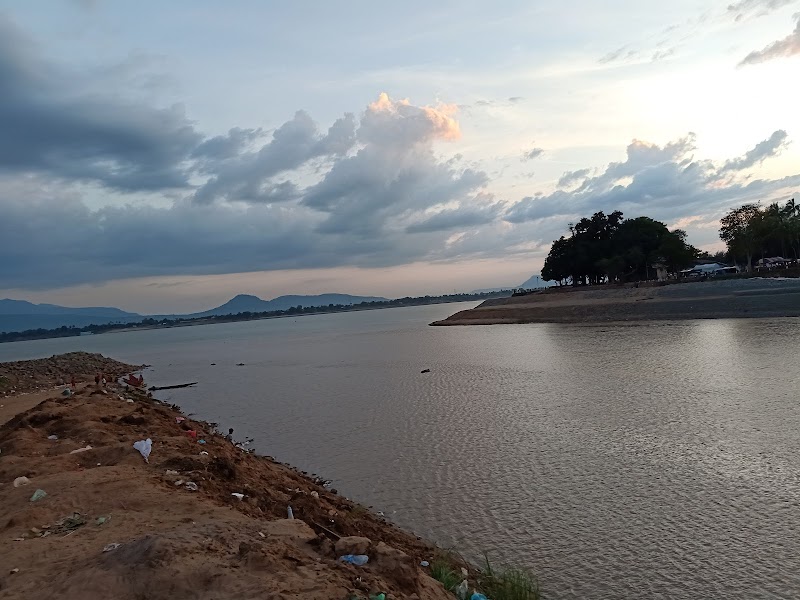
[0,291,510,343]
[541,211,698,285]
[719,199,799,271]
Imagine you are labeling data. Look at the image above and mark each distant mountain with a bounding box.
[184,293,388,318]
[0,299,142,333]
[519,274,554,289]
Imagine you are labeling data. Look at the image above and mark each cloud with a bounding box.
[557,168,592,188]
[191,112,357,204]
[727,0,797,21]
[522,147,544,160]
[405,199,504,233]
[739,14,800,65]
[719,129,789,172]
[505,132,799,227]
[0,15,202,192]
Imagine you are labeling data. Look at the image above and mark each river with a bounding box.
[2,303,799,599]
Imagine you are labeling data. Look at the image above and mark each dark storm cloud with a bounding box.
[739,14,800,65]
[0,16,202,192]
[405,201,503,233]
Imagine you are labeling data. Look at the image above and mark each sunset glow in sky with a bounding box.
[1,1,799,313]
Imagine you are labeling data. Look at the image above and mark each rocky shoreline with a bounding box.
[431,278,800,326]
[0,354,483,600]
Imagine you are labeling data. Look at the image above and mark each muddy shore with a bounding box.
[431,278,800,326]
[0,355,467,600]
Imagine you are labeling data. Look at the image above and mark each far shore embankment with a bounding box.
[431,277,800,326]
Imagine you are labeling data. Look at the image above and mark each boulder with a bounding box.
[373,541,418,591]
[334,535,372,557]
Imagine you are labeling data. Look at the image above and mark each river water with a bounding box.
[2,303,799,599]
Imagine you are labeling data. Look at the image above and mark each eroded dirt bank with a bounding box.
[0,355,459,600]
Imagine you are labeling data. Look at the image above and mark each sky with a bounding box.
[1,0,798,314]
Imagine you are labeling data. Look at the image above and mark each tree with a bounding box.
[719,204,763,272]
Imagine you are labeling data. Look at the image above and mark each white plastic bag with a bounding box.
[133,438,152,462]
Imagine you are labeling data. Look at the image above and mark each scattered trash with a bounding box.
[377,511,385,517]
[174,480,185,486]
[470,593,488,600]
[10,568,19,574]
[96,516,110,526]
[51,512,86,534]
[199,451,209,456]
[198,439,206,444]
[310,490,319,499]
[126,399,134,403]
[461,567,469,577]
[420,368,431,373]
[455,580,469,600]
[184,482,198,491]
[175,417,186,424]
[69,445,93,454]
[420,560,430,567]
[165,470,179,476]
[185,430,197,439]
[47,434,58,440]
[339,554,369,566]
[231,493,245,500]
[61,388,72,396]
[258,532,265,538]
[287,506,294,519]
[13,476,30,488]
[133,438,152,462]
[370,594,386,600]
[13,538,25,542]
[236,363,245,366]
[30,489,47,502]
[103,543,121,552]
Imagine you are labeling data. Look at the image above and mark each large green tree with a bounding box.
[719,204,763,272]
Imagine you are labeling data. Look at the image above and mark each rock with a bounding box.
[335,535,372,557]
[373,541,419,591]
[13,476,30,488]
[262,518,317,544]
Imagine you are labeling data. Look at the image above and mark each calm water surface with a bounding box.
[2,303,799,599]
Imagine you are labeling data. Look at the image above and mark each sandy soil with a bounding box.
[0,357,459,600]
[432,278,800,325]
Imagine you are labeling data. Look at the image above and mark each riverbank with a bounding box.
[0,354,524,600]
[431,278,800,325]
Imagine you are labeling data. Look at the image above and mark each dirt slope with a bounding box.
[0,380,456,600]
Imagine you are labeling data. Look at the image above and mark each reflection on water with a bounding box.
[2,307,799,599]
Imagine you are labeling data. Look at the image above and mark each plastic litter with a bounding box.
[200,451,209,456]
[370,594,386,600]
[126,399,134,403]
[30,489,47,502]
[133,438,152,463]
[198,439,206,444]
[231,493,245,500]
[69,445,93,454]
[61,388,72,396]
[186,430,197,439]
[103,543,121,552]
[10,568,19,574]
[184,482,198,491]
[287,506,294,519]
[339,554,369,566]
[13,476,30,488]
[176,417,186,423]
[165,470,179,476]
[310,490,319,499]
[47,435,58,440]
[470,594,488,600]
[420,560,430,567]
[96,516,110,525]
[455,580,469,600]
